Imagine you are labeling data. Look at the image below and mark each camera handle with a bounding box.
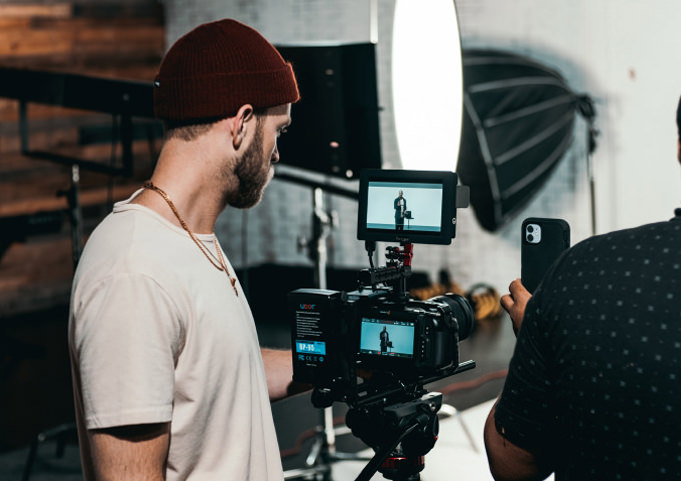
[362,242,414,302]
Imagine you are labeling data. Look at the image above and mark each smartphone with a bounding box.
[521,217,570,294]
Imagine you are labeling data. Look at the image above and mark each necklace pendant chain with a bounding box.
[143,181,239,296]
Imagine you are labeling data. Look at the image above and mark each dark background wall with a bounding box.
[0,0,165,451]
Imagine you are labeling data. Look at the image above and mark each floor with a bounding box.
[0,302,518,481]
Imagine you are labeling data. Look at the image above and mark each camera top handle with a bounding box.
[360,241,414,302]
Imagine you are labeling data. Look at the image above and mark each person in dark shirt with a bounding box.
[379,326,390,353]
[394,190,407,232]
[484,96,681,480]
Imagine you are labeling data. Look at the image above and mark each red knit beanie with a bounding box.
[153,19,300,121]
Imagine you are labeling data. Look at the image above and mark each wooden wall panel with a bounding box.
[0,1,165,316]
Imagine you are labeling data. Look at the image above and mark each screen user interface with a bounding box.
[365,180,443,234]
[359,317,415,358]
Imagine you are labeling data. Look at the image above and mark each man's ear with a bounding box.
[231,104,255,150]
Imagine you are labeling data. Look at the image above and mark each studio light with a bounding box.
[392,0,463,171]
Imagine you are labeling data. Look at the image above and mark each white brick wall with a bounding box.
[162,0,681,293]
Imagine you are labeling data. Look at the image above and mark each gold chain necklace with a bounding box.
[143,180,238,296]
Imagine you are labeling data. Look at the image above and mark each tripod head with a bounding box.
[343,359,475,481]
[346,391,442,481]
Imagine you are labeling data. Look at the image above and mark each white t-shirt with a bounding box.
[69,191,283,480]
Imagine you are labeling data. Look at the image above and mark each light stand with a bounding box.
[293,186,336,481]
[276,166,370,480]
[577,95,599,236]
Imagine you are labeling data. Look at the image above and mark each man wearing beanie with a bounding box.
[69,19,300,480]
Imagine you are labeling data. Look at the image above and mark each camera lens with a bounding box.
[527,234,534,242]
[429,294,475,341]
[526,225,534,233]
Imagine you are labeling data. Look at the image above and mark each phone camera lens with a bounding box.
[527,225,534,233]
[527,234,534,242]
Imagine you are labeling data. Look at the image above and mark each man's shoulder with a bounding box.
[543,218,681,285]
[77,208,185,282]
[571,218,681,253]
[82,209,156,258]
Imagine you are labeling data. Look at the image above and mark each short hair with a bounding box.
[164,117,222,141]
[163,107,268,142]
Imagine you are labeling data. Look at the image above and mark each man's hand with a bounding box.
[500,278,532,335]
[261,347,311,401]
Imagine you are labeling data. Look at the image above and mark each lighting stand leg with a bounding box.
[580,98,599,237]
[66,164,84,269]
[56,163,85,270]
[587,147,597,237]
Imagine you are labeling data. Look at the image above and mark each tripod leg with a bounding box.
[456,411,479,453]
[305,433,323,467]
[439,404,479,453]
[21,439,39,481]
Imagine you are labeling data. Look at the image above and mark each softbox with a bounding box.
[457,49,595,232]
[276,43,381,179]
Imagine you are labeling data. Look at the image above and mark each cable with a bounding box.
[365,240,376,269]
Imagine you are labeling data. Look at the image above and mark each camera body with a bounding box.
[290,283,473,406]
[289,169,474,408]
[287,169,475,478]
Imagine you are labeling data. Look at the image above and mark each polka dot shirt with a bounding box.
[495,210,681,480]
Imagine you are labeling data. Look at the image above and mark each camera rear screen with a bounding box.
[359,317,415,358]
[365,181,443,234]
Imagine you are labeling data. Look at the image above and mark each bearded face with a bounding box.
[227,119,272,209]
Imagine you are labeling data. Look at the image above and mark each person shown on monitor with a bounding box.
[379,326,390,353]
[394,190,407,231]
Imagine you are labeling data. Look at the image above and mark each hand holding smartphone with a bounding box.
[521,217,570,294]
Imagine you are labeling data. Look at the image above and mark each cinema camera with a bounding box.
[289,169,476,481]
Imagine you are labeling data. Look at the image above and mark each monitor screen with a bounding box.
[359,317,415,358]
[365,181,444,233]
[357,169,458,245]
